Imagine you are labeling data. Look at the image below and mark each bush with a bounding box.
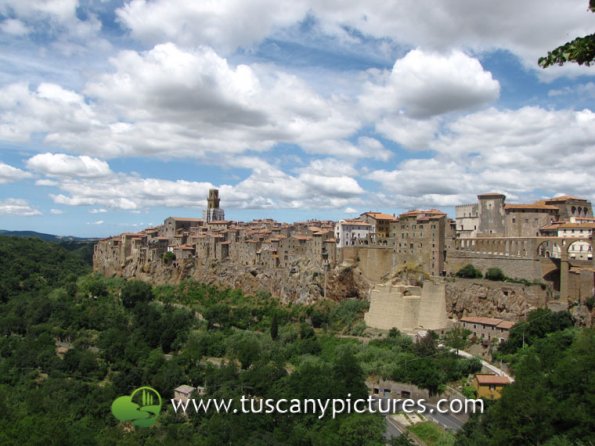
[456,264,482,279]
[485,267,506,281]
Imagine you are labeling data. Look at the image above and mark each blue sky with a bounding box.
[0,0,594,237]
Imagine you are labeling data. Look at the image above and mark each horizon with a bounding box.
[0,1,594,238]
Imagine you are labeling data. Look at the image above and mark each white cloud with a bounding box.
[360,50,499,121]
[0,18,30,36]
[0,198,42,216]
[114,0,594,76]
[367,106,595,208]
[26,153,111,177]
[344,207,358,214]
[116,0,309,54]
[0,162,30,184]
[32,155,364,212]
[87,219,104,225]
[50,208,63,214]
[0,82,96,143]
[0,43,361,159]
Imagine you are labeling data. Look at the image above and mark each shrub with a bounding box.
[485,267,506,281]
[456,264,483,279]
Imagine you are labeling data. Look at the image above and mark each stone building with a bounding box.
[544,195,593,220]
[503,203,558,237]
[459,316,514,343]
[359,212,397,240]
[394,209,448,276]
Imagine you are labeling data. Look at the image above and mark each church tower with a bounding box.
[204,189,225,222]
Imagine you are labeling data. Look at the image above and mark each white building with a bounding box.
[334,219,375,248]
[544,221,594,260]
[455,203,479,238]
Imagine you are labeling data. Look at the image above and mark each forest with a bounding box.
[0,236,593,446]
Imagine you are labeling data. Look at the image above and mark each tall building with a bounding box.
[203,189,225,222]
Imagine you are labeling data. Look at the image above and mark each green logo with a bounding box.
[111,386,162,427]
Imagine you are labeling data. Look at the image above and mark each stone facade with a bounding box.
[393,209,450,276]
[364,280,449,332]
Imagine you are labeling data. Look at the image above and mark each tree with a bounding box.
[270,312,279,341]
[121,279,153,308]
[484,267,505,281]
[539,1,595,67]
[456,264,483,279]
[444,326,470,354]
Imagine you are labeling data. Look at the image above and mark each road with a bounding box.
[446,347,515,382]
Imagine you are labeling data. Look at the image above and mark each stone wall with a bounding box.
[364,281,448,332]
[445,251,543,281]
[339,246,394,282]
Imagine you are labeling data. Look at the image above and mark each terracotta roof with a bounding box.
[324,238,337,243]
[496,321,515,330]
[400,209,446,218]
[361,211,398,221]
[170,217,203,222]
[293,235,312,241]
[553,223,595,230]
[342,219,372,226]
[505,204,558,211]
[474,374,511,385]
[545,195,585,203]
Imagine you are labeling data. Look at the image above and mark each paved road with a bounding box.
[447,347,515,382]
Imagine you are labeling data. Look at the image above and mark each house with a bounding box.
[472,374,511,400]
[459,316,515,343]
[174,385,196,402]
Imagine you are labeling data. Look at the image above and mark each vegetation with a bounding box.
[455,264,482,279]
[3,236,589,445]
[484,267,505,281]
[498,308,574,355]
[0,236,482,445]
[539,1,595,68]
[409,421,455,446]
[456,328,595,445]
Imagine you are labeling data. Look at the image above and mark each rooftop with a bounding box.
[474,374,511,386]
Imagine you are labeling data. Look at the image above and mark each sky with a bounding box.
[0,0,594,237]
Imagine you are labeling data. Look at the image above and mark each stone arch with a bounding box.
[567,239,593,260]
[536,239,557,258]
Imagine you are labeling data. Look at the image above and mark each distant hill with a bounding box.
[0,230,97,243]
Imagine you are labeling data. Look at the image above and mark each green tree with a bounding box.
[539,1,595,67]
[121,279,153,308]
[456,264,482,279]
[270,312,279,341]
[484,267,505,281]
[444,326,470,354]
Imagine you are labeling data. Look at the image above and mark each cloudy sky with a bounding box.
[0,0,594,237]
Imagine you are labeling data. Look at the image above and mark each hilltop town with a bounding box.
[94,189,595,327]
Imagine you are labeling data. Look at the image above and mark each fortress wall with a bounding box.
[364,282,449,332]
[402,296,421,331]
[354,247,394,282]
[446,251,542,281]
[418,281,449,330]
[364,284,406,330]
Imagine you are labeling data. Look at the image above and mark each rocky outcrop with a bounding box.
[445,279,548,321]
[109,256,371,305]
